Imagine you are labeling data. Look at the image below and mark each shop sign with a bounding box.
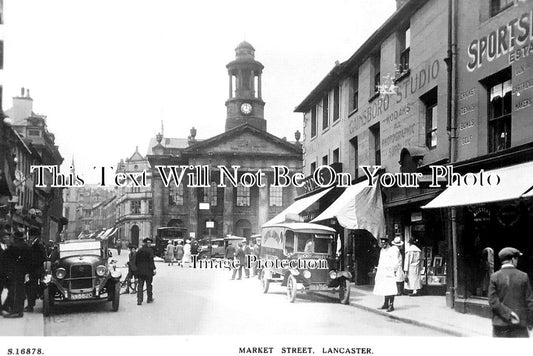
[410,211,422,222]
[472,207,491,223]
[496,204,520,227]
[467,9,533,72]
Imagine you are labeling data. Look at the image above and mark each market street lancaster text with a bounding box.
[30,164,501,189]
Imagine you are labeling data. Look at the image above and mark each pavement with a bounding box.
[0,290,45,336]
[316,284,492,337]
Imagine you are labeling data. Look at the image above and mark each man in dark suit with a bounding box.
[232,243,245,280]
[0,224,11,311]
[2,230,31,318]
[25,227,46,312]
[135,237,156,305]
[488,247,533,337]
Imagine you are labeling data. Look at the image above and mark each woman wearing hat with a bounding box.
[373,235,402,312]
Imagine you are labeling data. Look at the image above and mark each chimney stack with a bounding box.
[20,87,25,96]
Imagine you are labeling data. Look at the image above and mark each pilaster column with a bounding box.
[229,73,233,98]
[222,184,234,236]
[258,74,262,99]
[258,181,268,229]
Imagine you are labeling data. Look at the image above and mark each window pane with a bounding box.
[269,185,283,207]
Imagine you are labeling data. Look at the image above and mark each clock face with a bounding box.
[240,103,252,115]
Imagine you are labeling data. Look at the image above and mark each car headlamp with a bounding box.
[55,268,66,279]
[96,265,107,277]
[303,270,311,279]
[329,270,337,279]
[289,269,300,276]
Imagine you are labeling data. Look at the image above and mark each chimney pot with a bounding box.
[21,87,25,96]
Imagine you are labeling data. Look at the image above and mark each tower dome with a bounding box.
[235,41,255,59]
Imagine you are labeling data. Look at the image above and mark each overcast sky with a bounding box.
[3,0,395,183]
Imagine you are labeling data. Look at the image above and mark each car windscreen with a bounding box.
[295,233,332,254]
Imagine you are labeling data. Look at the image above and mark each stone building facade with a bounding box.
[148,41,302,242]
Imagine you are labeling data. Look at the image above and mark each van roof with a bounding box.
[262,222,336,233]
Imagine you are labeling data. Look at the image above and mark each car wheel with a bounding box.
[260,270,270,294]
[42,287,51,316]
[287,274,297,303]
[112,281,120,311]
[339,278,350,305]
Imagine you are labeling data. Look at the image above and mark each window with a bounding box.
[130,200,141,214]
[28,129,40,137]
[322,94,329,129]
[169,184,184,206]
[269,185,283,207]
[322,155,328,166]
[350,136,358,177]
[285,230,295,254]
[373,52,381,94]
[490,0,514,17]
[310,162,316,176]
[311,107,317,138]
[370,123,381,165]
[421,87,438,149]
[148,200,153,213]
[399,27,410,73]
[488,73,512,153]
[333,86,340,122]
[203,182,218,207]
[333,148,340,163]
[351,74,359,112]
[236,186,250,207]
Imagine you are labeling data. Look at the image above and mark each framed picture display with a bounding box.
[433,256,443,268]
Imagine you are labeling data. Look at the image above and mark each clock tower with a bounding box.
[225,41,266,131]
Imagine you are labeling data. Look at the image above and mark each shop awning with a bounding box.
[423,161,533,209]
[262,187,333,227]
[311,181,386,239]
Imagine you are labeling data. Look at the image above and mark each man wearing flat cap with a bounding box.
[135,237,156,305]
[488,247,533,337]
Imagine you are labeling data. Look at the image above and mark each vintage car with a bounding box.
[198,235,246,259]
[259,222,351,304]
[41,238,122,316]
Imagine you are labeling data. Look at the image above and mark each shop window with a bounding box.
[169,184,184,206]
[332,148,340,163]
[421,87,438,149]
[311,106,317,138]
[370,123,381,165]
[487,70,512,153]
[236,186,250,207]
[322,94,329,130]
[333,86,340,122]
[490,0,514,17]
[269,185,283,207]
[130,200,141,214]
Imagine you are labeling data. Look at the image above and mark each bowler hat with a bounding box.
[498,247,522,262]
[143,237,153,244]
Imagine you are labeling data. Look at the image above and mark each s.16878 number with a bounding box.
[6,349,43,355]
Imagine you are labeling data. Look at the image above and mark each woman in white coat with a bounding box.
[182,240,192,267]
[373,236,402,312]
[403,238,422,296]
